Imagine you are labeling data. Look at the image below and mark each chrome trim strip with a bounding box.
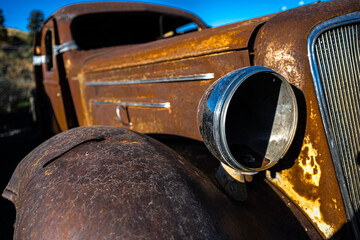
[85,73,215,86]
[89,100,170,108]
[33,55,46,66]
[54,40,78,55]
[308,11,360,240]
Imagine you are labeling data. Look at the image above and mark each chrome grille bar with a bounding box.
[308,11,360,239]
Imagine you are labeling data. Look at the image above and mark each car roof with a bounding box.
[48,2,208,29]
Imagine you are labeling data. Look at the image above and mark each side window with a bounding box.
[44,30,53,71]
[176,22,198,34]
[71,12,196,50]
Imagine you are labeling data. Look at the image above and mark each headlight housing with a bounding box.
[198,66,298,174]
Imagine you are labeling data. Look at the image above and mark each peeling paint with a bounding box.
[266,135,337,238]
[119,140,140,144]
[309,100,318,127]
[263,42,303,89]
[299,136,321,187]
[30,151,51,173]
[266,171,335,238]
[45,164,57,176]
[332,198,338,210]
[65,59,72,75]
[77,73,90,126]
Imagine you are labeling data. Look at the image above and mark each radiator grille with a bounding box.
[313,22,360,229]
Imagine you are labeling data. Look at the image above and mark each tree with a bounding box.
[27,10,44,45]
[0,9,5,26]
[0,9,8,41]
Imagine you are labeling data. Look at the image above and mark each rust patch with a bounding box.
[267,170,334,238]
[117,139,140,144]
[44,164,57,176]
[309,100,318,127]
[299,136,321,187]
[30,151,51,173]
[77,73,90,126]
[267,135,335,238]
[263,42,303,89]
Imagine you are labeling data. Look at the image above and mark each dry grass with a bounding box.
[7,28,28,40]
[0,28,34,113]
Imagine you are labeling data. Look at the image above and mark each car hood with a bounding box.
[79,14,275,74]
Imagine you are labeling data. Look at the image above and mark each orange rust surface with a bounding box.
[40,20,68,132]
[55,11,271,132]
[4,126,321,240]
[35,1,360,238]
[56,14,274,78]
[79,14,274,74]
[47,2,208,44]
[82,51,250,140]
[66,75,86,126]
[255,0,360,238]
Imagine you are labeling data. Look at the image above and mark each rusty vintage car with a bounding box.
[2,0,360,239]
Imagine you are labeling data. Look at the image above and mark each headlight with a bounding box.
[198,66,298,174]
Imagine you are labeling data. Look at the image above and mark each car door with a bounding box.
[40,19,68,131]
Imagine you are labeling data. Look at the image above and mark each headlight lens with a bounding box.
[198,66,298,173]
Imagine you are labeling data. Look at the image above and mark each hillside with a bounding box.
[0,27,29,46]
[7,28,28,40]
[0,28,34,113]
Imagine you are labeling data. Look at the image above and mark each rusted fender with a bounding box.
[3,126,232,239]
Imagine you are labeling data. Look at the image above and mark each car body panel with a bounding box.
[61,14,273,131]
[254,0,360,238]
[3,126,322,240]
[4,0,360,239]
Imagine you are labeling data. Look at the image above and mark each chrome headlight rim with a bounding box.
[206,66,298,173]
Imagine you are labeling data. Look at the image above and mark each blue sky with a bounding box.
[1,0,318,32]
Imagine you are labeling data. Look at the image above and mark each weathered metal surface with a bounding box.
[3,126,318,239]
[57,12,273,128]
[50,2,208,43]
[28,1,360,239]
[308,15,360,239]
[265,179,323,240]
[37,2,210,131]
[78,15,274,74]
[40,20,69,132]
[83,50,250,140]
[4,127,226,239]
[254,0,360,238]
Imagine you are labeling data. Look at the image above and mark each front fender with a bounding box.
[3,126,320,240]
[3,126,228,239]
